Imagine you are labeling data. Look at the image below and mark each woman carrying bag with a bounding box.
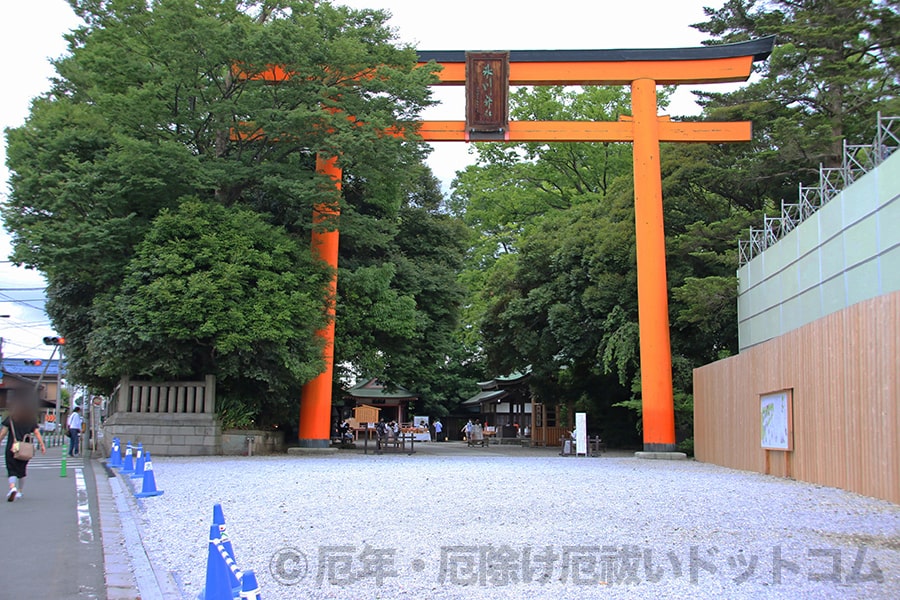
[0,399,46,502]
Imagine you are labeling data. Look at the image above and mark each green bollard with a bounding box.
[61,440,68,478]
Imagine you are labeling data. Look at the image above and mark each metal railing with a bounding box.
[739,113,899,266]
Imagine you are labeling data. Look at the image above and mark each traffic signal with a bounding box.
[24,359,43,366]
[43,336,66,346]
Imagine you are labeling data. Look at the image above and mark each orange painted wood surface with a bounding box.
[419,56,755,86]
[416,120,751,142]
[298,155,342,445]
[241,56,755,87]
[631,79,675,449]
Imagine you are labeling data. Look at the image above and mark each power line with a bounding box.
[0,301,46,311]
[0,293,47,311]
[0,339,50,354]
[1,322,53,330]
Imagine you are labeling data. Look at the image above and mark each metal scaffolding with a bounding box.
[738,113,899,266]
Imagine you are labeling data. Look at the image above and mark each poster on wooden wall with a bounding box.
[760,389,793,451]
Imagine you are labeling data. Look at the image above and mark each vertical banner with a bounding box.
[575,412,588,456]
[465,52,509,136]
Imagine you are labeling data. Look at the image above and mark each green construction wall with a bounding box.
[737,150,900,351]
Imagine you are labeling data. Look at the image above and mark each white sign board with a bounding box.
[760,390,793,451]
[575,412,588,456]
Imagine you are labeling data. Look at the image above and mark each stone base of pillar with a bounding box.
[634,451,687,460]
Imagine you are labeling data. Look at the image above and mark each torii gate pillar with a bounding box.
[631,78,675,451]
[298,155,341,448]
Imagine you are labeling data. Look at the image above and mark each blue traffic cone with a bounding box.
[239,569,262,600]
[213,504,238,563]
[203,525,232,600]
[109,438,122,468]
[212,504,241,593]
[131,444,146,479]
[134,451,164,498]
[120,442,135,474]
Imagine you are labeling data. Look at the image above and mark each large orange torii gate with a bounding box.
[292,37,773,451]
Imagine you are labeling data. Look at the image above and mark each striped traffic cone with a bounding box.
[239,569,262,599]
[120,442,135,474]
[212,504,240,593]
[108,438,122,468]
[203,525,232,600]
[213,504,238,564]
[134,452,164,498]
[130,444,146,479]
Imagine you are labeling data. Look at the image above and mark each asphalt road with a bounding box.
[4,446,107,599]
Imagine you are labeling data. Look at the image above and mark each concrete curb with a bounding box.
[93,458,183,599]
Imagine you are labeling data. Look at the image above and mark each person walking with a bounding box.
[463,419,473,445]
[433,419,443,442]
[0,399,47,502]
[67,406,83,456]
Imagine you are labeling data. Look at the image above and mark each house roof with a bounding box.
[462,389,507,406]
[477,367,532,390]
[417,37,775,64]
[344,378,418,401]
[1,358,66,378]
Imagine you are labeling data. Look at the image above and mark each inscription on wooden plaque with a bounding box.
[466,52,509,134]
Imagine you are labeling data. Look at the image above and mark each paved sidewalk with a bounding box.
[4,446,106,599]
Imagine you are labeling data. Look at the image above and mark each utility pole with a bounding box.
[33,345,58,392]
[0,315,11,385]
[56,345,64,422]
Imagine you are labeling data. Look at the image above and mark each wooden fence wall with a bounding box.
[694,290,899,505]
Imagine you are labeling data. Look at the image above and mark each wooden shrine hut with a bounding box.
[342,378,419,426]
[460,370,533,438]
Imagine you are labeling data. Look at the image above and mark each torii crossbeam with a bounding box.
[262,37,774,451]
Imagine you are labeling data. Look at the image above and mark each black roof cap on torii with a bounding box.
[417,36,775,64]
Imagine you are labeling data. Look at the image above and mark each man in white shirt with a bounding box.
[67,407,83,456]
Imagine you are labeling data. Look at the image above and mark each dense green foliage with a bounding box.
[88,199,331,423]
[451,0,898,445]
[4,0,896,439]
[3,0,470,426]
[337,167,474,414]
[692,0,899,199]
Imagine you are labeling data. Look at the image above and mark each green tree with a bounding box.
[3,1,439,419]
[450,86,645,442]
[337,166,474,415]
[659,0,900,366]
[691,0,899,200]
[450,84,636,367]
[89,199,330,425]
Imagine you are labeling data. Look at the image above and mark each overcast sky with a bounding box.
[0,0,738,358]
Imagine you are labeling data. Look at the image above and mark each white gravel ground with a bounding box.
[125,448,899,599]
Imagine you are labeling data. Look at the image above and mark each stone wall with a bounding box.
[220,429,286,455]
[99,376,291,456]
[102,412,219,456]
